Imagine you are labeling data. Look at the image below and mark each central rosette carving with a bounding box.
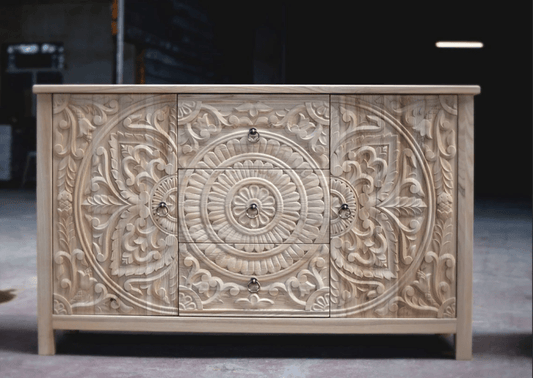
[182,161,321,252]
[180,160,329,277]
[232,184,278,229]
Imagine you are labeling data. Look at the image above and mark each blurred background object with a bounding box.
[0,0,530,202]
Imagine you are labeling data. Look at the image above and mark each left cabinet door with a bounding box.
[52,94,179,316]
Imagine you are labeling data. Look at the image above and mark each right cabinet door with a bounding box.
[330,95,458,318]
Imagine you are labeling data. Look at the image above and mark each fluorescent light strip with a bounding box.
[436,41,483,48]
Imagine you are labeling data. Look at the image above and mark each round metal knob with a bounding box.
[247,277,260,293]
[246,203,259,218]
[339,203,351,219]
[248,128,260,143]
[155,202,169,217]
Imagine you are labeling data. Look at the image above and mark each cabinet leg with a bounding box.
[454,332,472,360]
[38,327,56,355]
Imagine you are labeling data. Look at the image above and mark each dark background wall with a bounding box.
[0,0,530,201]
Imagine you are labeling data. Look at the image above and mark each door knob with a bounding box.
[155,201,169,216]
[339,203,352,219]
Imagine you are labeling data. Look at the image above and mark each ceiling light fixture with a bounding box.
[436,41,483,48]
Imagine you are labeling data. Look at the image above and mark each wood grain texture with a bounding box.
[33,84,481,95]
[53,315,456,334]
[178,169,329,245]
[35,87,477,355]
[177,94,330,169]
[37,94,55,355]
[455,95,474,360]
[178,243,330,317]
[51,94,179,316]
[330,95,457,319]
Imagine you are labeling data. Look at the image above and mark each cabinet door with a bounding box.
[330,95,457,318]
[52,94,179,315]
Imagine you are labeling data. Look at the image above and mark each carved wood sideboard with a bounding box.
[34,85,479,359]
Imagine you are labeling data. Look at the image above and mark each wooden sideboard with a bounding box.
[33,85,479,359]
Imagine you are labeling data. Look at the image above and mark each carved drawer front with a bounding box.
[178,243,330,317]
[330,95,458,319]
[178,168,330,245]
[177,95,330,170]
[52,94,179,316]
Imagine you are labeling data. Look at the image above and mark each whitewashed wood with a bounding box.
[53,315,457,334]
[178,169,329,244]
[177,94,329,169]
[37,94,55,355]
[35,87,477,358]
[330,95,458,319]
[179,243,330,317]
[455,95,474,360]
[51,94,179,316]
[33,84,481,95]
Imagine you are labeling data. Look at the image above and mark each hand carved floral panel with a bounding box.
[179,168,329,246]
[177,95,330,169]
[179,243,330,316]
[52,94,179,316]
[330,95,457,318]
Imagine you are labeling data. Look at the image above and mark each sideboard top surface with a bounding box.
[33,84,481,95]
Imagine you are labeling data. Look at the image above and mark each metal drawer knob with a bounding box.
[248,128,260,143]
[155,201,169,217]
[246,203,259,218]
[247,277,260,293]
[339,203,352,219]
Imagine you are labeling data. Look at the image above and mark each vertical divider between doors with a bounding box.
[176,93,180,317]
[328,94,332,319]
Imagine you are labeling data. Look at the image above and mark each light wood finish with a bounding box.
[53,315,456,334]
[178,169,330,244]
[455,95,474,360]
[35,86,477,359]
[37,94,55,355]
[177,94,329,169]
[330,95,458,319]
[51,94,179,316]
[179,244,330,317]
[33,84,481,95]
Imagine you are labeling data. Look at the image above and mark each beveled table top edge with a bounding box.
[33,84,481,95]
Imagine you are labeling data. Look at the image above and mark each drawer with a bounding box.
[177,95,330,169]
[178,243,330,317]
[178,168,330,245]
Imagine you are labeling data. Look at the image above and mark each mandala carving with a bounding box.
[52,94,179,315]
[177,95,330,169]
[330,95,457,318]
[179,164,329,279]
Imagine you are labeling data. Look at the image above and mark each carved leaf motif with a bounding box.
[83,195,123,214]
[380,197,427,216]
[413,119,433,139]
[57,156,77,193]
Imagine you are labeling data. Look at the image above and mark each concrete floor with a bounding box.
[0,190,531,378]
